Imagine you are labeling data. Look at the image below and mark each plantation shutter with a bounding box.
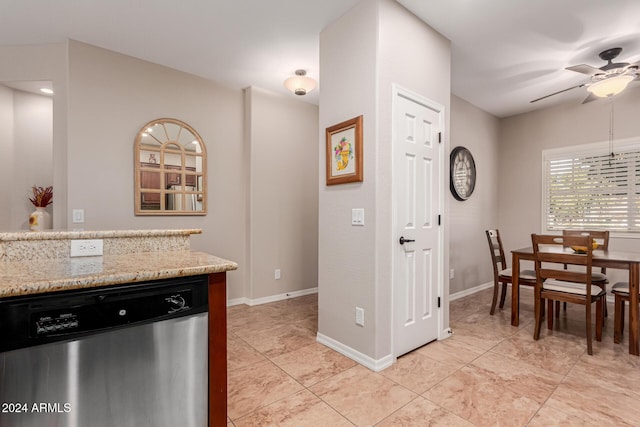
[543,145,640,233]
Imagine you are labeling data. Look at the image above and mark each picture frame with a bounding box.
[325,115,363,185]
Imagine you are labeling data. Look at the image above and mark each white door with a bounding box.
[393,87,443,357]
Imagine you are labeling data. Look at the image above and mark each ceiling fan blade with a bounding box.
[530,84,585,103]
[566,64,602,75]
[627,61,640,70]
[581,92,599,104]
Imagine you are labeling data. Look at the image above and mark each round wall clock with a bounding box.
[450,146,476,201]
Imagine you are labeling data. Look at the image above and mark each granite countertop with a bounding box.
[0,250,238,299]
[0,229,202,262]
[0,228,202,241]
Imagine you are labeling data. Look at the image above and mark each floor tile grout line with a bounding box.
[450,303,587,427]
[302,365,359,426]
[228,290,632,426]
[523,347,586,426]
[228,304,365,424]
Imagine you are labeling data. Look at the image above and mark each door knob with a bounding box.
[399,236,415,245]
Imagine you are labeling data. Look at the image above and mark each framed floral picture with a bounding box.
[325,115,363,185]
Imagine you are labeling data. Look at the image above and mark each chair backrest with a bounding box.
[485,229,507,274]
[531,233,594,295]
[562,229,609,273]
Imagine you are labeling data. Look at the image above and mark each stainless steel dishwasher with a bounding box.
[0,274,209,427]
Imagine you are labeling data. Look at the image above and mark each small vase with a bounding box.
[29,207,52,231]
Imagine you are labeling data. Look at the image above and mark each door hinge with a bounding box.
[438,132,442,143]
[438,215,441,226]
[438,297,441,308]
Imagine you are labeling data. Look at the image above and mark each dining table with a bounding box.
[511,246,640,356]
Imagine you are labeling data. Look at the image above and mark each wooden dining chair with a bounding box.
[485,229,537,315]
[612,282,632,344]
[531,233,606,355]
[560,230,610,317]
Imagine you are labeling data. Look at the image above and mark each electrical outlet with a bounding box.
[275,269,281,280]
[351,208,364,226]
[450,268,455,279]
[70,239,103,257]
[355,307,364,326]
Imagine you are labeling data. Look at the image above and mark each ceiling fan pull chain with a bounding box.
[609,99,615,166]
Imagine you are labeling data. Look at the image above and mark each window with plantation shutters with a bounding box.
[542,139,640,234]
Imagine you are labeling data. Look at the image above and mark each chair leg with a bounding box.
[533,297,543,340]
[595,298,603,342]
[614,295,625,344]
[499,281,508,309]
[490,280,499,315]
[547,299,554,330]
[621,299,626,338]
[586,301,593,355]
[599,284,608,318]
[555,301,560,318]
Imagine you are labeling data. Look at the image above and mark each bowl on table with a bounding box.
[571,241,599,254]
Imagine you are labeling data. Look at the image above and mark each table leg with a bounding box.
[629,264,639,356]
[511,253,520,326]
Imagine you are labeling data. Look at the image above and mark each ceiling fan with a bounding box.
[530,47,640,103]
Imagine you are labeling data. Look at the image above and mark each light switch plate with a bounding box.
[351,208,364,226]
[355,307,364,326]
[72,209,85,223]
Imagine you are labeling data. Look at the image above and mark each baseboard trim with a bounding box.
[316,332,394,372]
[227,287,318,307]
[449,281,494,301]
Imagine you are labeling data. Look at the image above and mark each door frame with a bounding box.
[390,84,446,359]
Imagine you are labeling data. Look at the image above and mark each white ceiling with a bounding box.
[399,0,640,117]
[1,0,639,118]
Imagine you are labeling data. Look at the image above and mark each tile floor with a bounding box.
[226,287,640,426]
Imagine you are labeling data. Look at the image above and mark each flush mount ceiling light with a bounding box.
[284,69,316,96]
[587,73,635,98]
[40,88,54,95]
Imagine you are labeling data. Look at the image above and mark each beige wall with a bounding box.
[449,95,500,294]
[10,91,53,230]
[319,0,379,360]
[1,40,320,303]
[448,87,640,295]
[318,0,451,366]
[66,40,247,299]
[499,88,640,284]
[0,43,68,228]
[0,85,13,230]
[244,87,319,301]
[0,88,53,231]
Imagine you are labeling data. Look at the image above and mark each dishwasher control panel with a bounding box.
[35,313,79,335]
[31,289,193,338]
[0,275,209,352]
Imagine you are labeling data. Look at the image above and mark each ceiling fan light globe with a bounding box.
[587,75,634,97]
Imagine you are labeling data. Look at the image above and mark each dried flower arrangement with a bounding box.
[29,185,53,208]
